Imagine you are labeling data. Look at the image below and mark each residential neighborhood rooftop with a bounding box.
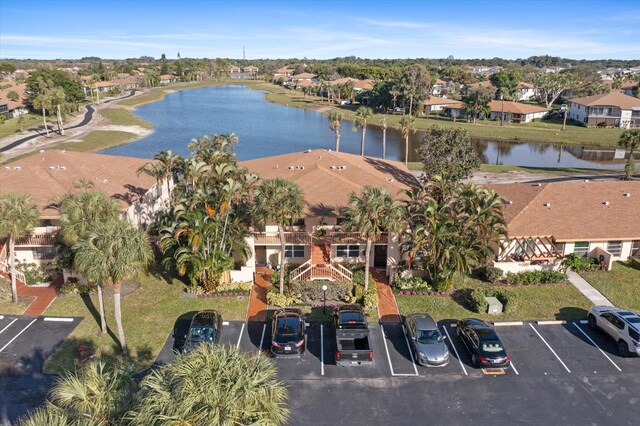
[568,92,640,109]
[240,149,415,216]
[487,181,640,242]
[0,150,157,219]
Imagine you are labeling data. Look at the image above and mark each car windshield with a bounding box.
[188,326,215,342]
[276,317,301,335]
[417,329,442,344]
[481,341,504,353]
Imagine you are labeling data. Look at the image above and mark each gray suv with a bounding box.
[404,314,449,367]
[588,306,640,357]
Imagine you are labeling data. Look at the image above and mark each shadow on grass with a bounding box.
[622,259,640,272]
[555,307,589,320]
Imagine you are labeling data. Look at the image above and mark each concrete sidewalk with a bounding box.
[567,270,613,307]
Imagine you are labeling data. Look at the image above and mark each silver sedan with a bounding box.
[404,313,449,367]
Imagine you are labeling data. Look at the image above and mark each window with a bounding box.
[32,247,54,260]
[573,242,590,257]
[336,217,347,226]
[336,245,360,258]
[284,245,304,258]
[607,241,623,257]
[632,241,640,258]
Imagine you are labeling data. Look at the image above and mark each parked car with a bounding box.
[334,305,373,366]
[588,306,640,357]
[404,313,449,367]
[181,310,222,355]
[271,308,306,357]
[456,319,510,368]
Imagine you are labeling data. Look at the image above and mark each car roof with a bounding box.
[409,314,437,329]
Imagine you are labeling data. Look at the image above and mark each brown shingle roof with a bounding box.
[291,73,317,80]
[0,83,28,110]
[0,151,157,219]
[421,96,464,107]
[488,100,549,115]
[487,181,640,241]
[240,150,416,216]
[569,92,640,109]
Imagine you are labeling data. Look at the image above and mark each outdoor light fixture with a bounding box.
[322,284,328,314]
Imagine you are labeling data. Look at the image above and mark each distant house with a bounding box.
[568,92,640,128]
[229,66,241,73]
[540,66,564,73]
[431,78,455,96]
[289,73,318,83]
[330,77,374,91]
[160,74,177,85]
[243,66,259,74]
[420,96,465,114]
[488,181,640,273]
[276,66,294,76]
[620,81,638,97]
[444,100,549,123]
[84,76,142,96]
[468,66,502,76]
[0,83,29,118]
[516,82,538,101]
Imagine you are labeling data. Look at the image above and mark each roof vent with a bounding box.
[40,149,45,153]
[543,203,551,208]
[330,165,338,170]
[288,166,295,170]
[534,183,542,187]
[49,166,56,170]
[60,166,66,170]
[304,149,311,153]
[603,201,609,206]
[61,150,66,153]
[505,199,513,205]
[584,179,590,182]
[623,192,631,197]
[4,166,10,170]
[102,179,108,184]
[339,165,347,170]
[13,166,21,171]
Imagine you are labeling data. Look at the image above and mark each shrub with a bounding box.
[505,270,567,285]
[335,261,366,273]
[16,262,56,285]
[476,266,504,283]
[270,263,301,286]
[290,280,353,304]
[393,276,432,291]
[60,278,96,295]
[352,283,378,309]
[352,270,373,287]
[214,281,252,293]
[561,253,598,273]
[469,288,517,314]
[266,292,301,307]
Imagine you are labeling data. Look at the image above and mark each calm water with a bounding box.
[102,85,634,169]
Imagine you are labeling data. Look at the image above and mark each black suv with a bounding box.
[181,310,222,355]
[271,308,306,357]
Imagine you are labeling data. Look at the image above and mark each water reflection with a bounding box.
[101,85,636,170]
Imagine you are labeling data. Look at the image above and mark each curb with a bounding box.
[491,321,524,326]
[536,320,566,325]
[43,317,74,322]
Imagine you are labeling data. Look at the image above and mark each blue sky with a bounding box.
[1,0,639,60]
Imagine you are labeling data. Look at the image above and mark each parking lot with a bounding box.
[157,314,637,382]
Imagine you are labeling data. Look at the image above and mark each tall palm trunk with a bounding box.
[360,125,366,156]
[9,236,18,304]
[56,104,65,136]
[405,135,409,166]
[113,280,127,354]
[335,127,341,152]
[364,238,372,291]
[409,96,414,117]
[382,127,387,159]
[278,226,286,295]
[96,280,107,334]
[41,107,49,137]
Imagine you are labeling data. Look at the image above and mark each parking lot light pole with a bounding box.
[322,284,328,314]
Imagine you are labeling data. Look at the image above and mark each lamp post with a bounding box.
[322,284,328,314]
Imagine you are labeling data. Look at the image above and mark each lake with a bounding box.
[101,85,634,169]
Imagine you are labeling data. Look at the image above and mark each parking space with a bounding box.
[0,315,79,365]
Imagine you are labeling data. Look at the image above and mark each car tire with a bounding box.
[618,340,630,357]
[587,314,597,329]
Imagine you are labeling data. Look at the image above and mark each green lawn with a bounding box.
[44,269,250,374]
[100,108,153,129]
[0,114,47,139]
[580,261,640,312]
[254,82,625,147]
[395,276,592,321]
[0,297,32,315]
[56,130,139,152]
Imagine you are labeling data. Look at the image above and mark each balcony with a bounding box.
[15,232,56,247]
[253,232,310,245]
[252,231,388,245]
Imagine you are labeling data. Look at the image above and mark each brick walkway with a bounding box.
[247,267,270,321]
[371,268,401,323]
[1,272,61,316]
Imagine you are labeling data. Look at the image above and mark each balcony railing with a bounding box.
[252,231,388,245]
[253,232,311,245]
[15,232,56,246]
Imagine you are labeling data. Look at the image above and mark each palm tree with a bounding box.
[354,107,373,156]
[31,90,51,138]
[0,193,40,303]
[379,115,388,159]
[252,178,304,295]
[619,129,640,180]
[328,111,343,152]
[19,360,136,425]
[127,345,288,425]
[73,220,153,354]
[50,86,66,136]
[59,192,120,334]
[341,186,403,291]
[400,115,415,166]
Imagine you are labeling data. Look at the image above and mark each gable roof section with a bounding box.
[0,150,157,219]
[569,92,640,110]
[421,96,464,107]
[487,181,640,241]
[488,100,549,115]
[240,150,415,216]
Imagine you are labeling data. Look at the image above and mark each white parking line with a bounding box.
[320,324,325,376]
[401,325,419,376]
[0,318,17,334]
[259,323,266,351]
[236,322,245,349]
[380,324,396,375]
[528,323,571,373]
[510,360,520,375]
[441,325,468,376]
[0,318,38,353]
[573,323,622,372]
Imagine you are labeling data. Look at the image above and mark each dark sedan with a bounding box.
[456,318,511,368]
[181,310,222,355]
[271,308,306,357]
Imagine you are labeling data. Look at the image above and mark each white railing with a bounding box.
[332,263,354,282]
[289,260,353,284]
[0,260,26,284]
[289,260,312,282]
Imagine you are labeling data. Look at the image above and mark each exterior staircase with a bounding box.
[289,260,353,283]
